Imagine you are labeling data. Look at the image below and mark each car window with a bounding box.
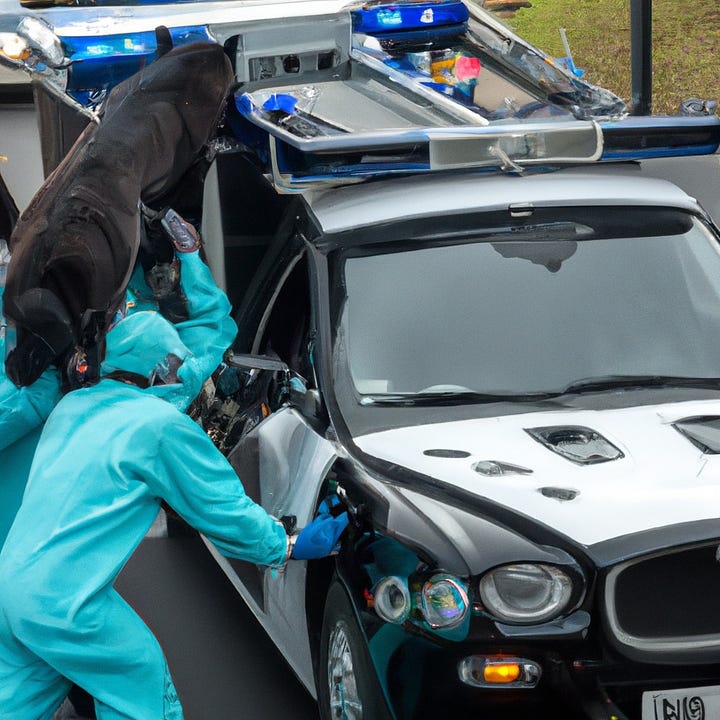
[253,252,314,384]
[335,209,720,397]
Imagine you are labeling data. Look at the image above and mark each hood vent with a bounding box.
[539,486,579,501]
[473,460,533,477]
[525,425,623,465]
[423,449,471,459]
[673,416,720,454]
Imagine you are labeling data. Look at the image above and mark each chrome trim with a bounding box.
[457,656,541,689]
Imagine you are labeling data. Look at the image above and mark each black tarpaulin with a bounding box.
[4,40,234,387]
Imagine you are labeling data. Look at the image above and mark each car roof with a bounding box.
[304,166,702,234]
[22,0,359,35]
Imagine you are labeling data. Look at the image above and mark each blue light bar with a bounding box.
[600,115,720,160]
[62,26,213,92]
[352,1,469,36]
[232,90,603,187]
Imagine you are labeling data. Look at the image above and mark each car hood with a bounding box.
[354,398,720,547]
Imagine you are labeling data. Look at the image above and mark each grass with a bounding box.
[504,0,720,115]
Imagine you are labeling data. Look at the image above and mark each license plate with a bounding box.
[642,684,720,720]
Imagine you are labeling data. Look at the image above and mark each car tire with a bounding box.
[318,580,393,720]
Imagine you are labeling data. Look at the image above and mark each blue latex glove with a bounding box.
[292,510,349,560]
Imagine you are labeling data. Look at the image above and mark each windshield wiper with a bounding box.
[360,390,556,406]
[360,376,720,406]
[559,374,720,395]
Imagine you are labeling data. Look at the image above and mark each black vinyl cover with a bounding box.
[3,39,234,387]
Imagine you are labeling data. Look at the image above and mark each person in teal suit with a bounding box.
[0,209,348,719]
[0,272,291,718]
[0,210,240,719]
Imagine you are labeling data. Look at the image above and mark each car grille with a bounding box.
[603,541,720,663]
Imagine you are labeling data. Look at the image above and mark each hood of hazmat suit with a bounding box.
[102,309,200,410]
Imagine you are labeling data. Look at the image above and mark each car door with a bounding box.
[205,247,336,694]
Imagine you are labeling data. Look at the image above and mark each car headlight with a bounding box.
[420,573,469,629]
[0,32,29,61]
[373,576,411,624]
[478,563,573,624]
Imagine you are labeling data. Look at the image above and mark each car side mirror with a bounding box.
[227,353,324,422]
[228,353,289,373]
[286,371,325,423]
[291,384,323,420]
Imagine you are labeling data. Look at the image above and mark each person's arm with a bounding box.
[158,209,238,405]
[174,249,237,375]
[150,410,288,567]
[0,371,61,452]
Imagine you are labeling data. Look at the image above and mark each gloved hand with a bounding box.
[161,208,201,253]
[291,510,349,560]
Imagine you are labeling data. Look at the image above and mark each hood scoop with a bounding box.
[525,425,624,465]
[673,416,720,454]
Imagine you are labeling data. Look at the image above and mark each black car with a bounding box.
[3,2,720,718]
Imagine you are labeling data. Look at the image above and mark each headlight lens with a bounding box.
[420,574,469,629]
[373,576,411,624]
[17,17,64,67]
[0,32,29,61]
[478,563,573,624]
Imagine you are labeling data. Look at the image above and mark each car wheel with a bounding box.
[319,580,392,720]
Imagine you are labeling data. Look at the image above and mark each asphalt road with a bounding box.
[116,527,320,720]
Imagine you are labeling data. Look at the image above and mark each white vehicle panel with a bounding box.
[36,0,358,36]
[307,170,701,234]
[258,406,337,524]
[205,406,336,697]
[355,399,720,546]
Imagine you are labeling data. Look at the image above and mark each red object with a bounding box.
[455,55,481,82]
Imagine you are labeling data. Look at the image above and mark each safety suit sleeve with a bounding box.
[152,410,287,567]
[173,250,238,402]
[0,371,61,453]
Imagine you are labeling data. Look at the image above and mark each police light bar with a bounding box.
[352,1,469,36]
[427,122,603,169]
[62,26,212,92]
[600,115,720,160]
[246,111,604,188]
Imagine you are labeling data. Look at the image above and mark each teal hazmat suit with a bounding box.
[0,247,287,719]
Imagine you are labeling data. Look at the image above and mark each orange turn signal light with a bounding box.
[458,655,541,689]
[483,662,521,684]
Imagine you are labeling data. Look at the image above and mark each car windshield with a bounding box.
[333,207,720,403]
[355,14,625,122]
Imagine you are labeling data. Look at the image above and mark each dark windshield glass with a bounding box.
[334,210,720,398]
